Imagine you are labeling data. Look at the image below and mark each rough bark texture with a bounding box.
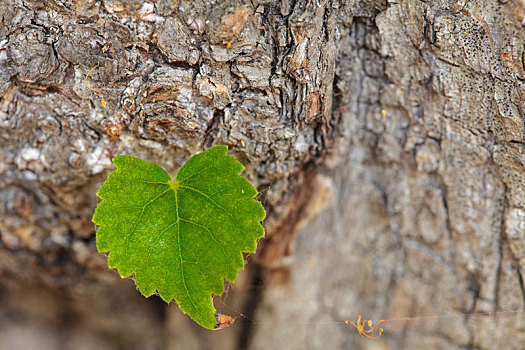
[1,0,525,349]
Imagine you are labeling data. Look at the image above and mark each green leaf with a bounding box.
[92,145,266,329]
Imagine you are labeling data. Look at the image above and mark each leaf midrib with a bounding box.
[124,173,242,321]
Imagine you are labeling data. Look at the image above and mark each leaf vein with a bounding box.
[129,179,170,185]
[179,185,242,232]
[178,165,216,184]
[145,219,179,262]
[111,206,144,211]
[209,187,236,197]
[123,188,172,267]
[179,217,227,258]
[182,260,213,280]
[145,168,164,182]
[175,189,200,318]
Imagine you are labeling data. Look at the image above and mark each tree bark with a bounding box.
[1,0,524,349]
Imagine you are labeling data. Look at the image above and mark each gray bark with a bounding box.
[1,0,525,349]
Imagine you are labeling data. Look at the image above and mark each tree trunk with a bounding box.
[1,0,524,349]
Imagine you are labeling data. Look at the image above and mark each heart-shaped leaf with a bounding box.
[93,145,266,329]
